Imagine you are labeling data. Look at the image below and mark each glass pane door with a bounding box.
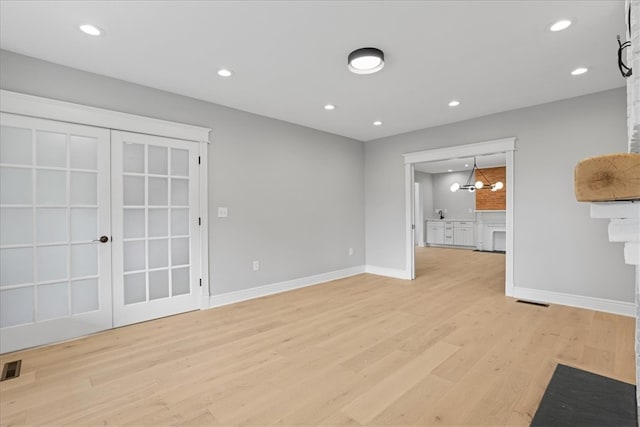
[111,131,200,327]
[0,113,111,353]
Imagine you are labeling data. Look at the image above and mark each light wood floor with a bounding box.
[0,247,635,426]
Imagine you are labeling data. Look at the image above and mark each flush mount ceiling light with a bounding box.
[217,69,233,77]
[550,19,572,32]
[571,67,588,76]
[324,104,335,110]
[372,120,383,126]
[448,100,460,107]
[348,47,384,74]
[79,24,102,36]
[450,157,504,193]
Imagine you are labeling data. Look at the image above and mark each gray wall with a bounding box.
[0,50,365,296]
[414,172,434,220]
[431,171,475,220]
[365,87,635,302]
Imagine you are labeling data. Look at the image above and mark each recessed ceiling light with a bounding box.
[571,67,588,76]
[448,100,460,107]
[464,164,469,168]
[217,69,233,77]
[448,169,453,172]
[550,19,572,32]
[324,104,335,110]
[79,24,102,36]
[373,120,383,126]
[348,47,385,75]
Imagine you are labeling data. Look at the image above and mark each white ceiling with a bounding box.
[415,153,506,174]
[0,1,627,142]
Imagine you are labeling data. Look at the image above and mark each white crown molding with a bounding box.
[513,287,635,317]
[0,90,211,142]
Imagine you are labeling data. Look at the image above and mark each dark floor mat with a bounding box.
[530,364,637,427]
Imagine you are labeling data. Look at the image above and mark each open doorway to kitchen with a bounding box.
[403,138,515,296]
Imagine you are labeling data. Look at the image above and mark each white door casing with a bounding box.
[403,138,516,295]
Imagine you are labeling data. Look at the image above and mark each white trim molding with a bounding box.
[209,266,366,308]
[365,265,412,280]
[513,287,635,318]
[0,90,211,142]
[402,137,516,296]
[403,138,516,164]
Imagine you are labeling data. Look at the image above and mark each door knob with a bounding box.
[93,235,109,243]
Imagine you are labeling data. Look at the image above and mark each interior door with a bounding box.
[0,113,112,353]
[111,131,201,327]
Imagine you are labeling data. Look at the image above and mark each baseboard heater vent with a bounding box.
[516,299,550,308]
[1,360,22,381]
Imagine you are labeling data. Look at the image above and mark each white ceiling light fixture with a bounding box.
[324,104,335,110]
[450,157,504,193]
[217,69,233,77]
[79,24,102,36]
[550,19,572,32]
[571,67,588,76]
[372,120,383,126]
[448,100,460,107]
[348,47,384,75]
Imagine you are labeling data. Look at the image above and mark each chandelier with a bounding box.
[450,157,504,193]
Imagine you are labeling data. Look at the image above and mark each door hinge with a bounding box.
[198,217,201,226]
[199,278,202,287]
[412,224,415,230]
[198,156,201,164]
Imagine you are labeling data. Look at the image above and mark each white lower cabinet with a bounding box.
[426,221,444,245]
[426,220,475,247]
[453,222,475,246]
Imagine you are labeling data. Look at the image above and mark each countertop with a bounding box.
[426,218,476,222]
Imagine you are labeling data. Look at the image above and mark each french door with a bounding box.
[111,131,200,327]
[0,113,112,352]
[0,115,202,353]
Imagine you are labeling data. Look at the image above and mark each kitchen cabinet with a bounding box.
[426,221,444,245]
[453,221,475,246]
[426,220,475,247]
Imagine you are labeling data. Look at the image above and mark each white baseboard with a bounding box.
[513,287,635,317]
[365,265,411,280]
[209,265,366,308]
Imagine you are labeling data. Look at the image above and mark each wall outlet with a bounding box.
[444,209,448,213]
[217,207,228,218]
[469,208,473,213]
[252,260,260,271]
[349,247,354,256]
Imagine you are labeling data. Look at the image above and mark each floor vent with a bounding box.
[1,360,22,381]
[516,299,550,308]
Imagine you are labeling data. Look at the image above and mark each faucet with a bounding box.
[438,209,444,220]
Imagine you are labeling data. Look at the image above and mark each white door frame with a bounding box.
[402,137,516,296]
[0,90,212,309]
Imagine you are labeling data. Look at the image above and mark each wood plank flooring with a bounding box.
[0,247,635,426]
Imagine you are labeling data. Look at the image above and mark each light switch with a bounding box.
[217,207,228,218]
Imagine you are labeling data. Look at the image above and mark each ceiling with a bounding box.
[415,153,506,174]
[0,1,627,142]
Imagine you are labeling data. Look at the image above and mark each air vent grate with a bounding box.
[1,360,22,381]
[516,299,549,308]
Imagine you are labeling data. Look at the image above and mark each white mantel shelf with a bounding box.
[590,201,640,266]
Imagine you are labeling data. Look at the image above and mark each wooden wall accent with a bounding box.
[475,166,506,210]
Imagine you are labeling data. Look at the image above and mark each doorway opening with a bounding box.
[403,138,515,296]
